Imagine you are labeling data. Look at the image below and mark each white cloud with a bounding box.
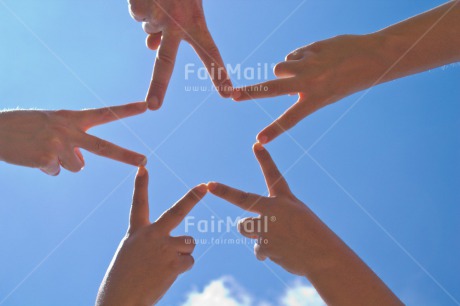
[181,276,252,306]
[280,280,325,306]
[181,276,325,306]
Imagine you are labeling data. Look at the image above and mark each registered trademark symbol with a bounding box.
[270,216,276,222]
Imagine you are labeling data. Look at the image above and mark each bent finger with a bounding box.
[40,159,61,176]
[170,236,196,254]
[254,242,267,261]
[146,32,162,50]
[176,254,195,273]
[238,217,261,239]
[59,148,85,173]
[273,60,302,78]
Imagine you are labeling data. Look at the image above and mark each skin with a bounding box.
[0,102,147,175]
[96,167,207,306]
[207,143,403,306]
[232,1,460,144]
[128,0,233,110]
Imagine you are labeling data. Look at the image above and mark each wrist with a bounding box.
[366,30,411,83]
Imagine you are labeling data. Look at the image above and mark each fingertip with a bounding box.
[257,133,269,145]
[206,182,217,192]
[232,89,242,101]
[195,183,208,195]
[147,96,161,110]
[218,81,234,98]
[253,142,265,152]
[139,156,148,166]
[137,166,147,177]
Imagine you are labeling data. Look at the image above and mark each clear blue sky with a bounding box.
[0,0,459,305]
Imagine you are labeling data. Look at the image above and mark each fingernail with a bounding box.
[139,157,148,166]
[137,167,146,176]
[148,96,160,110]
[207,182,217,191]
[257,134,268,144]
[232,89,242,100]
[196,184,208,194]
[253,142,264,151]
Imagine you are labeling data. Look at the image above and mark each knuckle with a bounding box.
[267,168,280,181]
[287,115,300,127]
[184,236,195,245]
[238,218,254,234]
[205,45,220,61]
[95,139,108,154]
[273,63,284,75]
[54,110,71,118]
[237,192,250,205]
[157,50,175,65]
[97,107,113,118]
[215,184,227,197]
[167,205,186,220]
[129,0,149,21]
[150,79,168,93]
[279,114,298,129]
[190,8,205,25]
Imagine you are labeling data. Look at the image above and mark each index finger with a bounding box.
[129,167,150,232]
[155,184,207,233]
[189,29,233,98]
[257,94,319,144]
[232,78,299,102]
[253,143,290,196]
[207,182,264,214]
[146,33,181,110]
[76,133,147,167]
[76,102,147,130]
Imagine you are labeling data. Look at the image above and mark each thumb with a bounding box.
[129,167,150,232]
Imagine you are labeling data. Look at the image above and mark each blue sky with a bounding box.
[0,0,459,305]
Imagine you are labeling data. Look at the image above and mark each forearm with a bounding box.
[372,0,460,84]
[301,214,403,306]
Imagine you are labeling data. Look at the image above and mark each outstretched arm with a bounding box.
[233,1,460,144]
[208,144,403,306]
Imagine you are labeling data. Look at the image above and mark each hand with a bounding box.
[207,143,321,276]
[0,102,148,175]
[96,167,207,306]
[128,0,233,110]
[207,143,403,305]
[232,34,386,144]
